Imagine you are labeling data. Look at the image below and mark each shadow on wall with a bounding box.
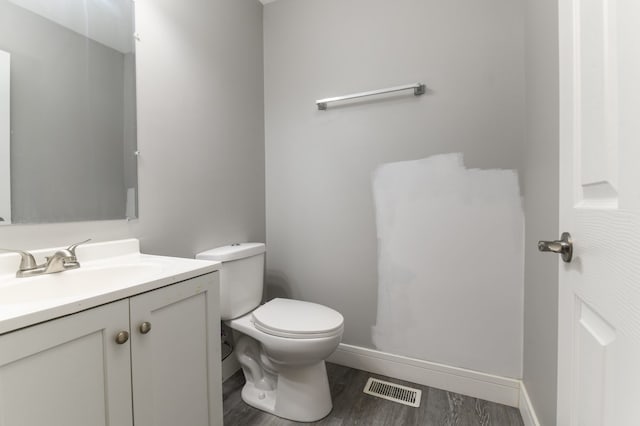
[264,270,293,302]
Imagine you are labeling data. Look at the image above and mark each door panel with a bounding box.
[576,0,619,208]
[574,300,616,426]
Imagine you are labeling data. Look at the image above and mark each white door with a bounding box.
[0,300,133,426]
[129,273,223,426]
[557,0,640,425]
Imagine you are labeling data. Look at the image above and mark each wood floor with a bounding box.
[223,363,524,425]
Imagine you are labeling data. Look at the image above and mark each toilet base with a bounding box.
[240,361,333,423]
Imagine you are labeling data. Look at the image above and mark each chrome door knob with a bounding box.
[139,322,152,334]
[115,331,129,344]
[538,232,573,263]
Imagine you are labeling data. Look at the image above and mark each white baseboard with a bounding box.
[519,382,541,426]
[327,343,521,407]
[228,341,542,424]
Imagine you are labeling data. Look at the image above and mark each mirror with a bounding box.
[0,0,137,225]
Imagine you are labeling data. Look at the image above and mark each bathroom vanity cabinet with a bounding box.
[0,273,222,426]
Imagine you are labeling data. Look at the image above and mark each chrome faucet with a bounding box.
[0,239,91,278]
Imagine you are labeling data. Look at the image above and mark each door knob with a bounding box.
[538,232,573,263]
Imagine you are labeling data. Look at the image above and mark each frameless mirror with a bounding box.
[0,0,137,225]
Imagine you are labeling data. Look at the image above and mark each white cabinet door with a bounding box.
[0,300,133,426]
[130,273,222,426]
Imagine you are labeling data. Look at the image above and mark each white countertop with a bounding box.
[0,239,220,335]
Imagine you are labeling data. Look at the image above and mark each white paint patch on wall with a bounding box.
[372,153,524,378]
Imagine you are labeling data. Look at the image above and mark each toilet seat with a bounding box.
[252,298,344,339]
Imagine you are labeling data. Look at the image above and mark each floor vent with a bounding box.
[363,377,422,408]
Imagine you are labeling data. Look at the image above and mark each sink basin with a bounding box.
[0,263,163,305]
[0,239,220,334]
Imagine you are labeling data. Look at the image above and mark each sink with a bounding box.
[0,239,220,334]
[0,263,163,305]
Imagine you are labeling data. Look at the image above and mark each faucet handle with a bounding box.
[66,239,92,256]
[0,248,39,271]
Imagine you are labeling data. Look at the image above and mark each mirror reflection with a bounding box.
[0,0,137,225]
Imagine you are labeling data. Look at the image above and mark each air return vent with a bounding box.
[363,377,422,407]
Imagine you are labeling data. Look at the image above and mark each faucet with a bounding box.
[0,239,91,278]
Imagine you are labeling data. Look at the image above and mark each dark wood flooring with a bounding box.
[223,363,524,425]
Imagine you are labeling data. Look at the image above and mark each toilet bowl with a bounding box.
[196,244,344,423]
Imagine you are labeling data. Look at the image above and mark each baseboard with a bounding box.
[227,341,542,423]
[519,382,541,426]
[327,343,521,407]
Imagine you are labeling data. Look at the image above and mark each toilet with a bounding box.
[196,243,344,422]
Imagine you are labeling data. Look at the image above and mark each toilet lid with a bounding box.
[252,298,344,339]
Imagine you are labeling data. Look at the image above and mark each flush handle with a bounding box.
[538,232,573,263]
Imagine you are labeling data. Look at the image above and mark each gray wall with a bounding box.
[523,0,559,423]
[264,0,526,367]
[134,0,265,257]
[0,1,127,223]
[0,0,265,259]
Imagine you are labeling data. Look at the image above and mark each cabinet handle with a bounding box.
[115,331,129,344]
[139,321,152,334]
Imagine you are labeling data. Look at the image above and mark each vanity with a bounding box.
[1,2,223,424]
[0,239,223,426]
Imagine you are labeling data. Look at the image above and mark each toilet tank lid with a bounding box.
[196,243,265,262]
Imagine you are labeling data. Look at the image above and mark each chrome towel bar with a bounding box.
[316,83,426,110]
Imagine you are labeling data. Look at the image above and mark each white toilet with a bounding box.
[196,243,344,422]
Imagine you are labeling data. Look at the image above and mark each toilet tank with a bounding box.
[196,243,265,320]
